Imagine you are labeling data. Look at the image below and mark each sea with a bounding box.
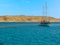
[0,22,60,45]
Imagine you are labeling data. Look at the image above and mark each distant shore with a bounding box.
[0,16,60,22]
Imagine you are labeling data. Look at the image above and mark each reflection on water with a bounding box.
[0,22,60,45]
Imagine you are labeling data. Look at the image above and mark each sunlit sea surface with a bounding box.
[0,22,60,45]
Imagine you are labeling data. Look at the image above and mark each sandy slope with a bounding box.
[0,16,60,22]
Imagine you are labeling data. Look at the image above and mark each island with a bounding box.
[0,16,60,22]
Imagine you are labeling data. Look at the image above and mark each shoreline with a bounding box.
[0,16,60,22]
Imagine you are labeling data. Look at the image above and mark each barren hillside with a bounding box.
[0,16,60,22]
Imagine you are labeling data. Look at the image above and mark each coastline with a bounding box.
[0,16,60,22]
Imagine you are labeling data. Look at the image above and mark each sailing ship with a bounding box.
[40,1,50,26]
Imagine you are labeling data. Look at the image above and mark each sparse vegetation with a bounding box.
[0,16,59,22]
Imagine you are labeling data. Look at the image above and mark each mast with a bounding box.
[45,1,48,21]
[42,1,48,21]
[45,1,47,16]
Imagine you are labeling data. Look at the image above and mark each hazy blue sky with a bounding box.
[0,0,60,18]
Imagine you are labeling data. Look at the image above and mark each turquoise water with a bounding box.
[0,22,60,45]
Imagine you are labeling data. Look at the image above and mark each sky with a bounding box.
[0,0,60,18]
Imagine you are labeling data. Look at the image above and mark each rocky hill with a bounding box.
[0,16,60,22]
